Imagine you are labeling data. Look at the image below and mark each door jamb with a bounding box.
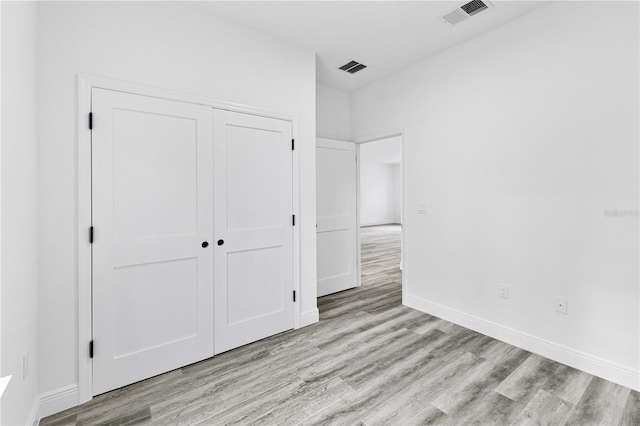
[77,74,302,403]
[353,130,406,304]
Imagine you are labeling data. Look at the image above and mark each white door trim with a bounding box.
[77,74,302,404]
[353,130,407,305]
[355,143,362,288]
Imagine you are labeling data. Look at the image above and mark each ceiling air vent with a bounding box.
[339,60,367,74]
[443,0,493,26]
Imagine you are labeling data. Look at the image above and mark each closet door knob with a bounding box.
[217,239,224,246]
[201,241,209,248]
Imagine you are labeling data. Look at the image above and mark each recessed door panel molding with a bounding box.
[92,88,214,395]
[112,109,198,241]
[113,258,199,358]
[226,125,283,232]
[214,109,294,354]
[317,230,352,280]
[316,138,358,297]
[227,246,284,325]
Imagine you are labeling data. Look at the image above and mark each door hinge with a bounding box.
[89,112,93,130]
[291,139,295,151]
[89,226,94,244]
[292,215,296,226]
[293,291,296,302]
[89,340,94,359]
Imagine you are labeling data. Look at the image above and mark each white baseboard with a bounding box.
[404,294,640,391]
[299,308,319,328]
[26,396,40,426]
[39,384,78,419]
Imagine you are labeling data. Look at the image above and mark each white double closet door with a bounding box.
[92,89,294,395]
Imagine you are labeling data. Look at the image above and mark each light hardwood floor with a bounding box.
[42,224,639,425]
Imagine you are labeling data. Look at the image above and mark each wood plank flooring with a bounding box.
[42,224,639,425]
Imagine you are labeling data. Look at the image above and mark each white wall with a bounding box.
[352,1,639,389]
[358,136,402,164]
[360,162,401,226]
[1,1,39,424]
[316,84,351,141]
[392,164,401,223]
[37,0,316,412]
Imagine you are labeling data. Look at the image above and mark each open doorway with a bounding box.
[356,134,403,291]
[315,132,405,319]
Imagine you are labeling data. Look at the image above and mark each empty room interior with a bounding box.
[1,1,639,425]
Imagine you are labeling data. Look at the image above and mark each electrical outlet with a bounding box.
[22,353,29,380]
[555,297,568,314]
[417,203,428,214]
[499,284,509,299]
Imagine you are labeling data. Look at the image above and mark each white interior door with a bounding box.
[316,138,358,297]
[214,109,294,354]
[92,88,214,395]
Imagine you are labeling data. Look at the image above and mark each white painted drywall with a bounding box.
[36,0,316,406]
[1,2,39,424]
[392,164,401,224]
[352,1,639,385]
[360,162,401,226]
[316,84,351,141]
[359,136,402,164]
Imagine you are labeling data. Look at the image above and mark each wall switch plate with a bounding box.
[555,297,568,314]
[417,203,428,214]
[499,284,509,299]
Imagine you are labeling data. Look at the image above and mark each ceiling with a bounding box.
[360,137,402,164]
[192,1,550,92]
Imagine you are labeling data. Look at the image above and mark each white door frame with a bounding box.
[354,130,407,297]
[76,74,302,403]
